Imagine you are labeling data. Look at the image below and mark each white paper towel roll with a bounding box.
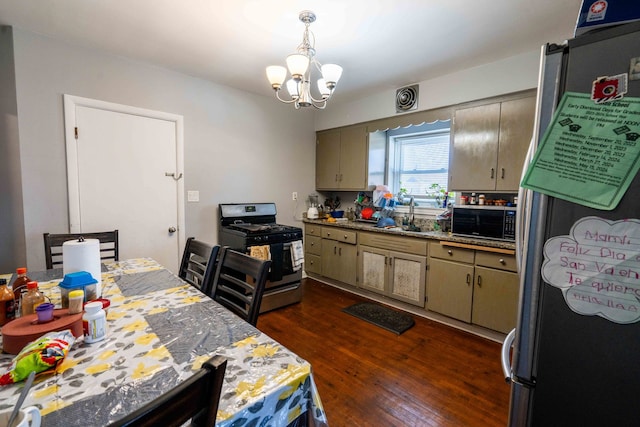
[63,238,102,297]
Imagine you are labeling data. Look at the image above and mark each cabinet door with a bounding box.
[472,266,519,333]
[321,240,340,281]
[449,103,501,191]
[339,125,368,190]
[321,240,357,285]
[390,252,426,307]
[360,245,388,294]
[316,130,341,189]
[338,242,358,286]
[427,258,474,322]
[496,96,536,191]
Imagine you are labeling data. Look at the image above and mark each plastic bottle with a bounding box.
[21,281,46,316]
[11,267,31,313]
[470,193,477,205]
[83,301,107,343]
[0,278,16,326]
[68,290,85,314]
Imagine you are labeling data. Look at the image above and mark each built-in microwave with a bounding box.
[451,206,516,241]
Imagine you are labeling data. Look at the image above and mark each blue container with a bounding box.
[330,210,344,218]
[59,271,98,307]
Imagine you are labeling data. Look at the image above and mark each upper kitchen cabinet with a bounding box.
[449,93,536,191]
[316,125,368,190]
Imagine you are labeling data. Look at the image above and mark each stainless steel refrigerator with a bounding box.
[502,21,640,426]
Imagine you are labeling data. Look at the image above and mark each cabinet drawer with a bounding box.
[305,235,322,256]
[359,232,427,256]
[475,251,518,272]
[322,227,357,244]
[305,254,322,274]
[306,224,322,236]
[429,242,475,263]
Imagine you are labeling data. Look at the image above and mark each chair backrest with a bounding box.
[43,230,119,270]
[178,238,220,295]
[211,247,271,326]
[109,355,227,427]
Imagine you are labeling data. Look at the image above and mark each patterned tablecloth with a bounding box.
[0,258,327,426]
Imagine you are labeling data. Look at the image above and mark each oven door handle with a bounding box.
[269,243,284,282]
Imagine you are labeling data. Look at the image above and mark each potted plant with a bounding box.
[426,183,447,208]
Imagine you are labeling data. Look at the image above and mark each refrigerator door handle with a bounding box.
[516,136,535,272]
[501,328,516,383]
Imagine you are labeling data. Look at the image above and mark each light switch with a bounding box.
[187,190,200,202]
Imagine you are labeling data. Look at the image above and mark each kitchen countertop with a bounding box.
[303,219,516,251]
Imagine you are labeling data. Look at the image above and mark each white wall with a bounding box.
[315,49,542,130]
[13,29,316,270]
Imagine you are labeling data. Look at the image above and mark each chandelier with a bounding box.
[266,11,343,109]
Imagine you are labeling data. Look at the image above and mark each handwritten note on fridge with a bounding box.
[542,216,640,324]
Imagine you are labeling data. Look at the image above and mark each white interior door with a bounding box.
[64,95,185,273]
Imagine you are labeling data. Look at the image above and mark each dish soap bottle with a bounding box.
[21,281,45,316]
[0,278,16,326]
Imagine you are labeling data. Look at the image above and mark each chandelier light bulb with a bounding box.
[286,79,299,98]
[317,78,331,98]
[286,54,310,81]
[321,64,343,88]
[266,66,287,89]
[265,10,342,109]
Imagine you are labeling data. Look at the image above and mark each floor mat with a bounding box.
[342,302,415,335]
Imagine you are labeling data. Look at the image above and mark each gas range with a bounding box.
[217,202,304,313]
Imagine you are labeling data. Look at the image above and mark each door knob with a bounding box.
[168,227,177,233]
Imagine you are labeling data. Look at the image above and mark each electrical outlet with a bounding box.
[292,192,298,201]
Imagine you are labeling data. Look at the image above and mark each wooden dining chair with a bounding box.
[108,354,227,427]
[211,247,271,326]
[43,230,119,269]
[179,238,220,295]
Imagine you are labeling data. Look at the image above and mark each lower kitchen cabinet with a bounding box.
[359,232,427,307]
[321,227,357,286]
[427,242,518,333]
[428,257,474,321]
[472,252,519,333]
[304,225,323,275]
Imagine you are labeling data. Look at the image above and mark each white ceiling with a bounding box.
[0,0,584,103]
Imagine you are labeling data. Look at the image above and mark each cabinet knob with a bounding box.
[447,250,453,255]
[343,235,348,240]
[490,167,495,179]
[501,168,505,179]
[477,275,482,287]
[499,258,505,264]
[466,273,471,285]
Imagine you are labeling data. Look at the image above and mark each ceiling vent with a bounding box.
[395,85,419,113]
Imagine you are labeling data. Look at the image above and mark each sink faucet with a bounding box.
[409,196,415,226]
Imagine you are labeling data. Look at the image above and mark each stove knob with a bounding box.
[254,236,263,242]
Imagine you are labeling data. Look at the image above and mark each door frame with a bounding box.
[62,94,185,255]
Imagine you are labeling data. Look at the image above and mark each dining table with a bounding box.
[0,258,328,426]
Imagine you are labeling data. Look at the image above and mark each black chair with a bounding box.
[178,238,220,295]
[108,355,227,427]
[43,230,119,270]
[211,247,271,326]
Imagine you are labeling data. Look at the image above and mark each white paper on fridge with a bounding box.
[62,238,102,296]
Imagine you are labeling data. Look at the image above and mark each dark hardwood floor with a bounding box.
[258,278,510,427]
